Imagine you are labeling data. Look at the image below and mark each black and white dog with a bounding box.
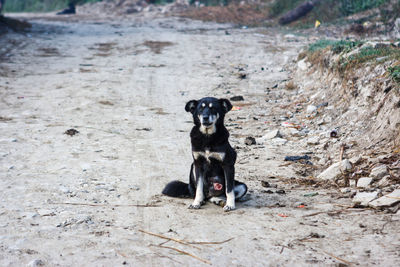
[162,97,247,211]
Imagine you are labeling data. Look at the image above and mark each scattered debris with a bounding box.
[244,136,256,145]
[230,95,244,101]
[64,128,79,136]
[304,192,319,197]
[284,155,311,162]
[136,128,152,131]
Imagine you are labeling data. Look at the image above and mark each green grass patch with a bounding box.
[339,46,400,72]
[308,39,363,53]
[388,65,400,84]
[305,39,400,80]
[339,0,389,15]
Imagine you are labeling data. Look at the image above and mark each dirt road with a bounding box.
[0,14,399,266]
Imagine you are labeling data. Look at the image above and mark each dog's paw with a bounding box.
[188,203,201,209]
[223,204,235,212]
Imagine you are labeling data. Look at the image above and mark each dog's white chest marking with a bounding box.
[193,150,225,162]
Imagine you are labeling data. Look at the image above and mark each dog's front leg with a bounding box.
[189,163,205,209]
[223,164,235,212]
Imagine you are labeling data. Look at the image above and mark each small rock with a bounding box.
[370,165,388,179]
[263,129,282,140]
[352,191,379,206]
[369,189,400,208]
[306,105,317,114]
[341,188,351,193]
[230,95,244,101]
[27,259,44,267]
[276,189,286,194]
[261,181,270,188]
[317,159,352,181]
[244,136,256,145]
[64,128,79,136]
[357,177,373,188]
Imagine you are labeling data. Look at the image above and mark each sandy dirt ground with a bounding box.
[0,13,399,266]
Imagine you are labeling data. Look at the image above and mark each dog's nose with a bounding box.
[203,115,209,122]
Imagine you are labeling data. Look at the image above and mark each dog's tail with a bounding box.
[162,180,191,198]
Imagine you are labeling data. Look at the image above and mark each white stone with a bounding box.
[352,191,379,206]
[306,105,317,113]
[369,189,400,208]
[357,177,373,188]
[341,188,351,193]
[370,165,388,179]
[317,159,352,180]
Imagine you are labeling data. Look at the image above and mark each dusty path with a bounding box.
[0,14,399,266]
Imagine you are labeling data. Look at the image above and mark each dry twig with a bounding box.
[189,237,234,245]
[139,229,200,250]
[323,250,355,266]
[52,202,158,207]
[156,245,211,265]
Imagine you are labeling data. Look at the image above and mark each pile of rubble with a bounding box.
[282,40,400,212]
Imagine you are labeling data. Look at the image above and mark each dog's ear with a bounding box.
[219,98,232,113]
[185,100,198,114]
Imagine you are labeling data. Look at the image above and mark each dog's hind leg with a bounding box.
[234,181,248,200]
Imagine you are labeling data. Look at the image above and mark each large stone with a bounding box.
[352,191,379,206]
[370,165,388,179]
[357,177,373,188]
[317,159,352,180]
[369,189,400,208]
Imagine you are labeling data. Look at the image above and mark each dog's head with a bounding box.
[185,97,232,135]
